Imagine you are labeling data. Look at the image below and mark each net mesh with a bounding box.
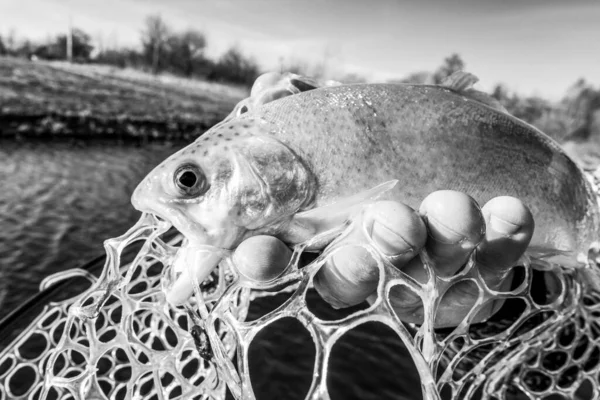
[2,173,600,400]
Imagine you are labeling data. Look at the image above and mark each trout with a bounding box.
[131,73,600,303]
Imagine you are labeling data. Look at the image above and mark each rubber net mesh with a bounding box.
[3,174,600,400]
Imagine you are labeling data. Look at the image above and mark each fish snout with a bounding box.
[131,174,164,215]
[131,184,150,213]
[131,185,182,232]
[131,177,203,240]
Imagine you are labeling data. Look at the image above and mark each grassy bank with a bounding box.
[0,57,246,142]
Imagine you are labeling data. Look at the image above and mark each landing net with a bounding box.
[2,177,600,400]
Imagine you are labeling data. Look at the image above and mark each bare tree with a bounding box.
[141,15,169,74]
[168,29,207,76]
[2,29,17,55]
[66,18,73,62]
[95,31,105,58]
[0,35,6,56]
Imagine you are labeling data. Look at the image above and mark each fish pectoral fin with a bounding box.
[441,71,508,113]
[283,180,399,248]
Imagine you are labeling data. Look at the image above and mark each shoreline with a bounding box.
[0,111,218,143]
[0,57,243,142]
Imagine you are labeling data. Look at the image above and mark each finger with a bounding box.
[314,245,380,308]
[233,235,292,282]
[368,201,428,265]
[314,201,427,308]
[430,198,534,325]
[166,236,291,305]
[476,196,535,288]
[419,190,485,277]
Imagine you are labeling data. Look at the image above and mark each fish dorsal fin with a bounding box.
[441,71,479,92]
[441,71,508,113]
[281,180,399,248]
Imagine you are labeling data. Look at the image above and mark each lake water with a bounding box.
[0,140,421,400]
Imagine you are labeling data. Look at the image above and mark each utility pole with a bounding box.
[66,16,73,62]
[152,38,159,74]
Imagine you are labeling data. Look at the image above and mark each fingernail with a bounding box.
[313,274,347,309]
[424,214,466,245]
[321,294,346,309]
[422,213,483,250]
[371,220,413,256]
[489,214,520,235]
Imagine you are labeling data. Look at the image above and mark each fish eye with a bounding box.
[174,164,208,196]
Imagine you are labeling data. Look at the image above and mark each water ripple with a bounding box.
[0,141,177,319]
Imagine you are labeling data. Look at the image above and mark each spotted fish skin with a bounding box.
[131,117,314,249]
[132,83,599,264]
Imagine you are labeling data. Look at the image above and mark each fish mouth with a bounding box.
[131,183,205,245]
[137,200,208,247]
[140,205,228,305]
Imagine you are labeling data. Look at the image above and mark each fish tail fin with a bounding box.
[525,245,578,268]
[526,243,600,293]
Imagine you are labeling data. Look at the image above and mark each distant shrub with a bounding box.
[433,53,465,84]
[338,73,367,84]
[389,71,434,85]
[166,30,207,77]
[530,109,576,142]
[34,28,94,61]
[207,47,260,87]
[95,49,145,69]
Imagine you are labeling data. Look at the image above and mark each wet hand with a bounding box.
[233,191,534,328]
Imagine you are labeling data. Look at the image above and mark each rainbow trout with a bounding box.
[131,74,600,302]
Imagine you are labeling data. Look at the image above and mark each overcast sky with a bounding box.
[2,0,599,99]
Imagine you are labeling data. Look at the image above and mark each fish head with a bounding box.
[131,117,315,250]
